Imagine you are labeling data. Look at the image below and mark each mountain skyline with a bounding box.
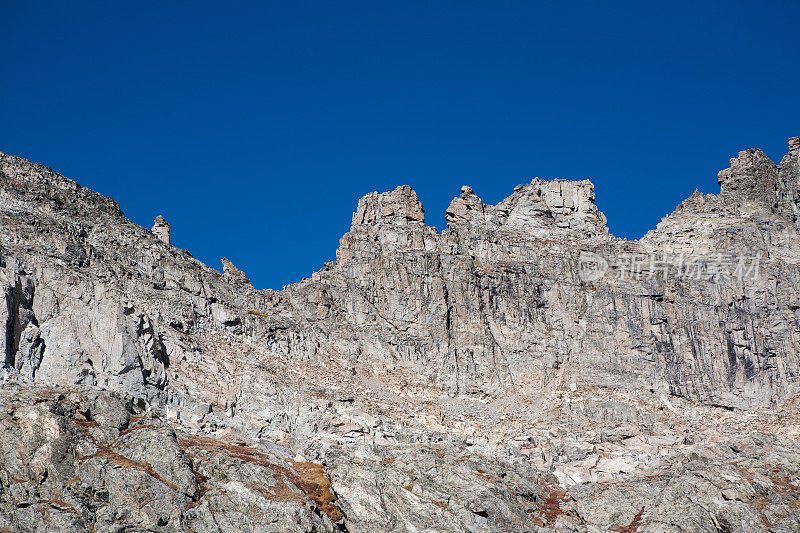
[3,1,799,288]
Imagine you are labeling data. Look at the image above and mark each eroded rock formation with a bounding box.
[0,139,799,531]
[151,215,171,245]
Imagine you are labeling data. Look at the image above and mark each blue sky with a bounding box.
[2,1,799,289]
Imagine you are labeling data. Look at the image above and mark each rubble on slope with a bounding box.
[0,138,799,531]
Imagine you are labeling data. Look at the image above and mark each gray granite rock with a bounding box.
[152,215,171,245]
[1,139,799,531]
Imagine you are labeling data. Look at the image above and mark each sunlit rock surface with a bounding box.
[0,139,799,531]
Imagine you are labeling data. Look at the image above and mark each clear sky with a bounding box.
[2,1,799,289]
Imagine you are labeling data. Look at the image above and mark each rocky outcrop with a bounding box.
[0,385,344,532]
[779,136,800,228]
[221,257,252,288]
[151,215,171,245]
[446,179,609,238]
[313,139,800,408]
[1,139,800,531]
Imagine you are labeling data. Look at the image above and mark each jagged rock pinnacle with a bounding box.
[151,215,170,245]
[221,257,252,287]
[351,184,425,227]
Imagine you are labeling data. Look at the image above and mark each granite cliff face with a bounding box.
[0,139,799,532]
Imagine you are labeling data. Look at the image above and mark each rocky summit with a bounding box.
[1,138,799,532]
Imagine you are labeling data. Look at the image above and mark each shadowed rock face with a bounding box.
[0,140,799,531]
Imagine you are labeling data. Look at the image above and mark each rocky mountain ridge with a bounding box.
[0,138,799,531]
